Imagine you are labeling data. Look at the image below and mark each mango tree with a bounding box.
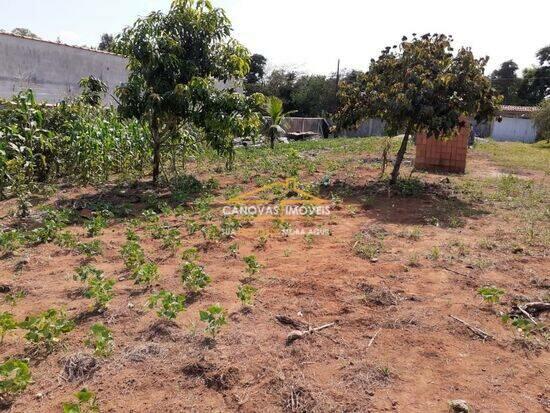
[336,33,501,184]
[116,0,263,184]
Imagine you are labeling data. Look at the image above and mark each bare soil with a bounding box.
[1,144,548,412]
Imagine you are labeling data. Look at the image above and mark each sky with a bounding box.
[0,0,548,76]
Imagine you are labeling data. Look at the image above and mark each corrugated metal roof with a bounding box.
[0,32,124,58]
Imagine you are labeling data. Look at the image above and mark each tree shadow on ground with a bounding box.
[319,177,489,228]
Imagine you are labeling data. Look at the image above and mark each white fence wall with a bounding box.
[491,117,537,143]
[0,33,128,105]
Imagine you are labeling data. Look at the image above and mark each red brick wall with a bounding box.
[414,121,470,174]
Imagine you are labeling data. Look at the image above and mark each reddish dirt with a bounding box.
[0,151,548,413]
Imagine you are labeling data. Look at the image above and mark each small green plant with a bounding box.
[221,216,241,239]
[73,265,103,282]
[62,388,99,413]
[407,253,421,267]
[255,233,268,250]
[121,240,146,271]
[142,209,159,223]
[478,286,505,303]
[181,261,211,292]
[427,246,441,260]
[201,224,222,242]
[3,291,26,306]
[185,220,200,235]
[19,309,75,351]
[237,284,257,306]
[199,304,227,338]
[0,312,17,344]
[84,214,108,237]
[181,247,199,261]
[76,240,102,257]
[0,230,25,255]
[228,243,239,258]
[84,276,116,310]
[54,231,78,249]
[148,291,186,319]
[400,227,422,241]
[85,323,114,357]
[353,233,382,261]
[243,255,261,277]
[125,227,140,242]
[448,215,466,229]
[131,261,159,286]
[0,359,31,397]
[304,233,314,249]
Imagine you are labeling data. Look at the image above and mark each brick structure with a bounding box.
[414,120,470,174]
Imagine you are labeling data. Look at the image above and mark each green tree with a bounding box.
[518,45,550,105]
[11,28,40,39]
[244,53,267,91]
[491,60,521,105]
[291,75,338,117]
[534,100,550,142]
[336,33,501,185]
[115,0,263,184]
[98,33,115,52]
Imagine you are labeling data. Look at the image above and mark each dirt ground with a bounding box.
[0,140,548,412]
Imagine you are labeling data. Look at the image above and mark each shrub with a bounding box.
[19,309,75,351]
[73,265,103,282]
[85,324,114,357]
[84,214,109,237]
[181,261,211,292]
[199,305,227,338]
[121,240,145,271]
[0,230,25,255]
[181,247,199,262]
[148,291,186,320]
[75,240,102,257]
[131,262,159,286]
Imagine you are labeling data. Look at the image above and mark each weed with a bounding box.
[407,253,421,267]
[142,209,159,223]
[394,178,424,197]
[148,291,186,320]
[85,324,114,357]
[255,233,268,250]
[181,262,211,292]
[478,238,498,251]
[3,291,26,306]
[0,312,17,344]
[427,246,441,260]
[185,220,201,235]
[125,227,140,242]
[20,309,75,351]
[0,359,31,397]
[399,227,422,241]
[228,243,239,258]
[237,284,257,306]
[199,305,227,338]
[353,233,383,261]
[448,215,465,229]
[62,388,99,413]
[0,230,25,255]
[478,286,505,303]
[201,224,222,242]
[304,233,315,249]
[244,255,261,277]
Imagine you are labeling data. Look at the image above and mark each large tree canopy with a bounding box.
[115,0,263,184]
[336,33,501,184]
[491,60,521,105]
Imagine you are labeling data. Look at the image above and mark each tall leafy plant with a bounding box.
[264,96,295,149]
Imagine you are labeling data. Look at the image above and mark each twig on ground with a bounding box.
[449,315,492,340]
[368,329,382,348]
[442,266,469,277]
[276,315,336,345]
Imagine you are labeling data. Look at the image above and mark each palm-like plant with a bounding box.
[265,96,295,149]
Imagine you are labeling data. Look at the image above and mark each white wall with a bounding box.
[492,117,537,143]
[0,33,128,105]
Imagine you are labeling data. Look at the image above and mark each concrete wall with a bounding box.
[491,117,537,143]
[0,33,127,105]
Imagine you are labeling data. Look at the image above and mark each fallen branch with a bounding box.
[449,315,492,340]
[514,302,550,325]
[368,329,382,348]
[276,316,336,345]
[442,267,469,277]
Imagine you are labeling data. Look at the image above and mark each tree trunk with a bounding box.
[270,135,275,150]
[390,125,413,186]
[151,117,161,186]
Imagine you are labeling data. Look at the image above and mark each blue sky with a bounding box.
[1,0,548,75]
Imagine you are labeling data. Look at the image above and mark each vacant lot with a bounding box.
[1,137,548,412]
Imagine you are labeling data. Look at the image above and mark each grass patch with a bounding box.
[475,140,550,174]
